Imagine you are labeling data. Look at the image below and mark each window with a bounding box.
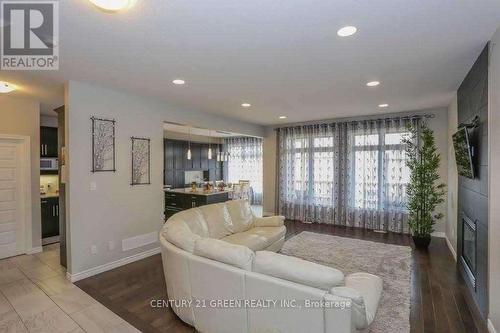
[352,132,410,211]
[225,137,263,204]
[278,119,417,231]
[286,135,334,204]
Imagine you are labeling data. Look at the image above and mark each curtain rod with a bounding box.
[275,113,435,131]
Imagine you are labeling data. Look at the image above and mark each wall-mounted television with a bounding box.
[452,127,475,179]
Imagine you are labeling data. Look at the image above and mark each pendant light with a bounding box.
[208,130,213,160]
[187,127,192,160]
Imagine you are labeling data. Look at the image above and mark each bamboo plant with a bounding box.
[402,123,446,242]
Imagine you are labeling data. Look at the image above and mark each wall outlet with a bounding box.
[90,181,97,191]
[90,245,98,254]
[108,240,115,251]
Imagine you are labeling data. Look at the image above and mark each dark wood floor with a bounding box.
[76,221,488,333]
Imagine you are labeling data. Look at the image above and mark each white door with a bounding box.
[0,138,26,259]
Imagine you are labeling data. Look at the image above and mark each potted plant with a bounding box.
[403,123,446,248]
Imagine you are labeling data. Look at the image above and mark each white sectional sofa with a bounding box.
[160,199,382,333]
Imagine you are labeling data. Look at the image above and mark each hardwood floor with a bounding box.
[76,221,488,333]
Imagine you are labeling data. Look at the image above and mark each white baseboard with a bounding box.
[27,246,43,254]
[431,231,446,238]
[67,247,160,282]
[430,232,457,261]
[488,319,497,333]
[445,236,457,261]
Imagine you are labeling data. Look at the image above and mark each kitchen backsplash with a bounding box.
[40,175,59,194]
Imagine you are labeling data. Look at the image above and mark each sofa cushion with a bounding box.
[173,208,209,237]
[162,221,201,253]
[253,216,285,227]
[253,251,344,290]
[330,272,382,329]
[198,203,234,239]
[194,237,255,271]
[225,199,254,233]
[221,226,286,251]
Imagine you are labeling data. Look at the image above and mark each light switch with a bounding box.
[91,245,98,254]
[90,181,97,191]
[108,240,115,251]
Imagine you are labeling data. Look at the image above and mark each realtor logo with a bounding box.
[1,0,59,70]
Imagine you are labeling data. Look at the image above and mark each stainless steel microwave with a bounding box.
[40,158,58,171]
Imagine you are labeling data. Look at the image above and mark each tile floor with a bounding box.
[0,243,140,333]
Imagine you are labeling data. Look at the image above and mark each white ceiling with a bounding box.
[2,0,500,124]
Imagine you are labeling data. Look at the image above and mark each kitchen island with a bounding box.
[164,188,231,219]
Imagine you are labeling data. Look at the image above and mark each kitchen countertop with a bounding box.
[165,188,232,196]
[41,193,59,199]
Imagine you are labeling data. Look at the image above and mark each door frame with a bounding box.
[0,134,33,256]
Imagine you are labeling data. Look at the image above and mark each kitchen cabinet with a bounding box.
[164,190,229,219]
[40,126,58,157]
[41,197,59,239]
[164,139,224,188]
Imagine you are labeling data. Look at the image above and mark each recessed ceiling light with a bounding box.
[241,103,251,108]
[172,79,185,85]
[0,81,16,93]
[337,26,357,37]
[378,104,389,108]
[279,116,287,119]
[88,0,137,12]
[366,81,380,87]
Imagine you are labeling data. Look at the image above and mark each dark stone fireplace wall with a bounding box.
[456,44,489,318]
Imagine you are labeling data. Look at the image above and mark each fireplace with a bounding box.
[461,213,476,288]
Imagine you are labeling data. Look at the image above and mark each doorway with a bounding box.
[0,135,31,260]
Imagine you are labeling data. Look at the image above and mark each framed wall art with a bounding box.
[131,137,151,185]
[91,117,116,172]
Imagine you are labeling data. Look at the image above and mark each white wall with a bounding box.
[0,96,41,250]
[262,107,449,234]
[40,115,58,128]
[488,26,500,333]
[262,128,277,216]
[446,94,458,254]
[65,81,264,277]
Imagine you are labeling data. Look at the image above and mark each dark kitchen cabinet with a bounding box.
[164,139,224,188]
[164,191,229,219]
[40,126,58,157]
[41,197,59,239]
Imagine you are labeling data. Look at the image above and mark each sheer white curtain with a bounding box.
[277,117,419,233]
[224,137,263,205]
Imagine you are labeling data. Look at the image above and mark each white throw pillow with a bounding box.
[225,199,254,233]
[198,203,234,239]
[194,238,255,271]
[253,251,344,290]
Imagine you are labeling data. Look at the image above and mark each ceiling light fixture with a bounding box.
[187,127,192,160]
[279,116,287,119]
[172,79,185,85]
[378,104,389,108]
[88,0,137,12]
[208,130,213,160]
[366,81,380,87]
[337,26,357,37]
[241,103,251,108]
[0,81,16,93]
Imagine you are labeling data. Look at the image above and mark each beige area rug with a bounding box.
[280,231,412,333]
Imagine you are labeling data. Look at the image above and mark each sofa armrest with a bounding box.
[253,215,285,227]
[323,293,355,333]
[330,272,383,330]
